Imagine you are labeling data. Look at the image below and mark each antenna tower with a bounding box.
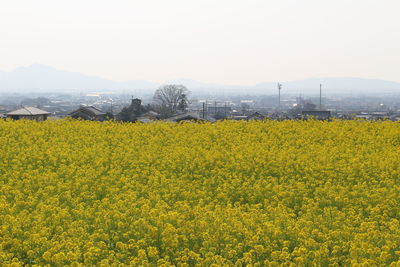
[278,83,282,109]
[319,84,322,110]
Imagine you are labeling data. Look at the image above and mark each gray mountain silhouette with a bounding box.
[0,64,158,92]
[1,64,399,94]
[253,77,400,95]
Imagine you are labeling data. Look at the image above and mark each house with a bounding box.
[355,112,389,121]
[230,115,248,120]
[165,112,205,122]
[137,111,159,123]
[390,115,400,121]
[6,106,51,121]
[370,112,389,120]
[69,106,107,121]
[247,112,265,120]
[116,98,146,122]
[356,112,372,120]
[301,110,331,120]
[0,106,6,119]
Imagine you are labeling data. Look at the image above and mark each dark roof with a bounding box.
[165,112,204,122]
[302,110,331,115]
[82,106,106,116]
[301,110,331,118]
[69,106,106,116]
[231,116,248,120]
[247,112,265,120]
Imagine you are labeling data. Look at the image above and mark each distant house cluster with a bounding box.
[301,110,331,120]
[1,103,333,123]
[165,112,204,123]
[12,94,400,123]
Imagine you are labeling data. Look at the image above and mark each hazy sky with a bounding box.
[1,0,399,85]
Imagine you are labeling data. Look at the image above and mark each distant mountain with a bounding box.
[1,64,400,95]
[254,77,400,95]
[0,64,159,93]
[166,77,400,95]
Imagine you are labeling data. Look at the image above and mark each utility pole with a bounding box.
[224,101,227,118]
[278,83,282,109]
[319,84,322,110]
[110,99,113,114]
[202,102,205,119]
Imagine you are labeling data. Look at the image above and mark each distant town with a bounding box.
[2,84,400,122]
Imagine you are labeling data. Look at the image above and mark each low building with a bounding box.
[247,112,265,120]
[230,115,249,120]
[207,106,232,115]
[69,106,107,121]
[371,112,389,120]
[165,112,204,122]
[356,112,389,120]
[116,98,146,122]
[137,111,159,123]
[0,107,6,119]
[6,107,51,121]
[301,110,331,120]
[356,112,372,120]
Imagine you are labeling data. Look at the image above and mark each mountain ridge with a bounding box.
[1,64,400,95]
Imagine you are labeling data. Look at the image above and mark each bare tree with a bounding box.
[153,85,189,117]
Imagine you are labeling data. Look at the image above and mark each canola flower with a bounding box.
[0,119,400,266]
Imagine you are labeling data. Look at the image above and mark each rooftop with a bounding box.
[82,106,106,116]
[165,112,203,122]
[7,107,51,116]
[69,106,106,116]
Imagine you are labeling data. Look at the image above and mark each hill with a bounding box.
[1,64,400,95]
[0,64,158,92]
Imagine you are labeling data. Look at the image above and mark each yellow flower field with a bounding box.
[0,119,400,266]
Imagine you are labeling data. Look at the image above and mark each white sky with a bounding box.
[0,0,399,85]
